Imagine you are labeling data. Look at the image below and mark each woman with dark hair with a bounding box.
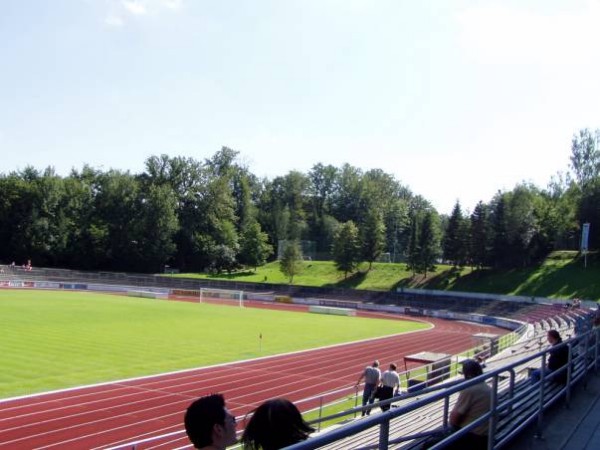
[530,329,569,384]
[241,398,314,450]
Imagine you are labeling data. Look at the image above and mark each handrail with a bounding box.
[104,320,561,450]
[285,326,599,450]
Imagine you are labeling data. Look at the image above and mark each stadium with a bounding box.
[1,264,598,449]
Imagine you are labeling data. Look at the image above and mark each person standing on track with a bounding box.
[184,394,238,450]
[356,360,381,416]
[379,363,400,412]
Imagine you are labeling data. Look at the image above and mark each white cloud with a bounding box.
[456,1,600,65]
[122,0,147,16]
[161,0,182,10]
[101,0,182,27]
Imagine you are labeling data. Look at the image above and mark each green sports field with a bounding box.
[0,290,428,399]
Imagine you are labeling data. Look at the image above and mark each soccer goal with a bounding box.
[199,287,244,308]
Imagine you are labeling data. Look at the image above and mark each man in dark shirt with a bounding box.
[184,394,237,450]
[356,360,381,416]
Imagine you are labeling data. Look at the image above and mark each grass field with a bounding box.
[0,290,428,399]
[172,251,600,301]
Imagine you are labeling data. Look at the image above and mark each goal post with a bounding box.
[199,287,244,308]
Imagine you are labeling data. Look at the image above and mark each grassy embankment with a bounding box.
[173,251,600,301]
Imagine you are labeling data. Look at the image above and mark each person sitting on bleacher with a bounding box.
[184,394,238,450]
[241,398,314,450]
[447,359,491,450]
[529,329,569,385]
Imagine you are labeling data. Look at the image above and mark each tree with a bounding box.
[279,240,303,283]
[541,173,580,250]
[209,244,239,274]
[470,201,491,269]
[232,171,258,230]
[332,220,361,278]
[386,199,411,263]
[443,202,469,267]
[490,193,510,267]
[239,221,273,270]
[570,128,600,189]
[331,164,363,223]
[361,209,386,270]
[282,171,310,240]
[307,163,338,254]
[406,213,421,276]
[137,184,179,272]
[93,170,143,271]
[417,211,441,277]
[406,210,441,277]
[578,179,600,250]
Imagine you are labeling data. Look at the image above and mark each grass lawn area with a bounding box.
[0,290,427,399]
[447,251,599,300]
[171,260,423,290]
[171,251,600,301]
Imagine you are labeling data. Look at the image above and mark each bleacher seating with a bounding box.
[288,314,596,450]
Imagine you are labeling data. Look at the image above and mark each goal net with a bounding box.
[170,288,276,307]
[199,287,244,308]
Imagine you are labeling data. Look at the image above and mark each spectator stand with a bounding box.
[284,314,593,450]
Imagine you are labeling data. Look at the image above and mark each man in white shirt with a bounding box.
[379,363,400,411]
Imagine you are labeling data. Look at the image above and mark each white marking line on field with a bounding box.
[94,425,184,450]
[7,337,395,447]
[1,319,492,450]
[1,392,193,448]
[10,364,310,449]
[0,333,407,446]
[47,327,476,450]
[91,331,473,449]
[1,330,403,418]
[1,321,432,404]
[8,328,464,430]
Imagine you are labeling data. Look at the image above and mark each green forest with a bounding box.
[1,129,599,276]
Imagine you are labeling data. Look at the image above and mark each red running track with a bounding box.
[0,305,508,450]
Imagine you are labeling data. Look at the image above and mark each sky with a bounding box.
[1,0,599,215]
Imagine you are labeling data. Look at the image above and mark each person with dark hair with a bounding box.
[240,398,314,450]
[378,363,400,412]
[184,394,237,449]
[530,329,569,384]
[356,360,381,416]
[447,359,491,450]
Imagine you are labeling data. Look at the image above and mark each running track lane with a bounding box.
[0,313,508,449]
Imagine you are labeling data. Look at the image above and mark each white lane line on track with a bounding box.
[1,320,504,449]
[1,320,433,404]
[47,333,475,448]
[0,330,424,418]
[1,330,475,430]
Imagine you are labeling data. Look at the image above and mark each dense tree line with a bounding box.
[0,129,598,277]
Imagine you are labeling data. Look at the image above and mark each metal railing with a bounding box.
[104,321,544,450]
[284,326,600,450]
